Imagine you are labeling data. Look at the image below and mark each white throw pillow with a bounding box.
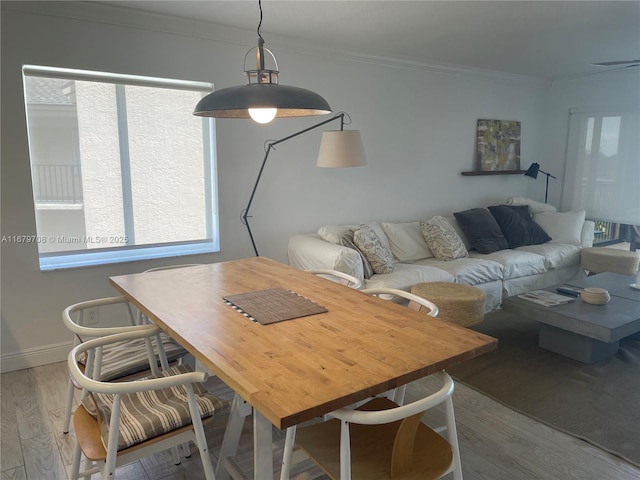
[420,216,469,261]
[506,197,557,214]
[317,224,357,244]
[532,210,586,245]
[353,224,395,274]
[381,222,433,262]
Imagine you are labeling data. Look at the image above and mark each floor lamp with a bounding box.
[242,112,366,256]
[524,162,556,203]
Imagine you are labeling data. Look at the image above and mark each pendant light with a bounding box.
[193,0,331,123]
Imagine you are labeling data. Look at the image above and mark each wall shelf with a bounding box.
[461,170,526,176]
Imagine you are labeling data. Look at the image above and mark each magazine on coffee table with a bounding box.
[517,290,576,307]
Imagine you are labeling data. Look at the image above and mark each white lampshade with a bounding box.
[316,130,367,168]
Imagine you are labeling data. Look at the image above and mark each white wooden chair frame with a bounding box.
[282,372,462,480]
[305,268,363,290]
[361,288,438,404]
[280,288,446,480]
[67,325,216,480]
[62,296,166,434]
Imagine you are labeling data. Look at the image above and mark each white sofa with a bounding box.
[288,199,595,313]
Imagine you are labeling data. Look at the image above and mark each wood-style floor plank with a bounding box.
[2,361,639,480]
[1,372,24,472]
[21,434,67,480]
[0,467,26,480]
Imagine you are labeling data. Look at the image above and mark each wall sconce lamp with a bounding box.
[193,0,331,123]
[524,162,556,203]
[243,112,366,256]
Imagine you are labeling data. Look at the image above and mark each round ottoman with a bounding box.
[410,282,485,327]
[581,247,640,275]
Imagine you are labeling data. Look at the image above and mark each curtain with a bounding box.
[562,107,640,225]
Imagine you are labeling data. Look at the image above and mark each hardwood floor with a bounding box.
[2,361,638,480]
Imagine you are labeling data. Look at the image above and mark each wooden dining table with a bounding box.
[109,256,497,480]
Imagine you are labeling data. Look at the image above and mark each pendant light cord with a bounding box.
[257,0,264,46]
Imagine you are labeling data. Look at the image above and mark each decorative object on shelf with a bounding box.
[524,162,557,203]
[243,112,366,256]
[476,119,521,171]
[580,287,610,305]
[193,0,331,123]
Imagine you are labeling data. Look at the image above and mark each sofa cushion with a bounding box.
[353,224,395,274]
[317,224,358,244]
[454,208,508,254]
[381,221,433,262]
[488,205,551,248]
[533,210,586,245]
[469,249,546,279]
[339,229,374,279]
[505,196,557,214]
[420,216,468,261]
[517,243,581,270]
[364,263,455,291]
[413,257,504,285]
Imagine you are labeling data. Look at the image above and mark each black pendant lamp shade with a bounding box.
[193,83,331,119]
[193,1,331,122]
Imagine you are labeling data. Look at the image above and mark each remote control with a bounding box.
[556,286,582,297]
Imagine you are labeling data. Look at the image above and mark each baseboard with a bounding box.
[1,341,73,373]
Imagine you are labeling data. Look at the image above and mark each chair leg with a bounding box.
[444,397,463,480]
[70,441,82,479]
[172,445,182,465]
[280,426,297,480]
[63,379,76,434]
[185,387,215,480]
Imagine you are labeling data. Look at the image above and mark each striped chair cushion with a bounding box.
[80,333,187,381]
[81,365,229,451]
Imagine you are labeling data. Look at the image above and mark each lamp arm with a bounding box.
[241,113,346,256]
[538,168,557,179]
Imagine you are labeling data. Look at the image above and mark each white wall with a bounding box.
[3,2,634,370]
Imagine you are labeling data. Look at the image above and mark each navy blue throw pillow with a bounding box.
[453,208,509,254]
[488,205,551,248]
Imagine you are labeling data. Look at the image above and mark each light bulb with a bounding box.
[249,108,277,124]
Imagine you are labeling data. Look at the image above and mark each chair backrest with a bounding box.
[361,287,439,317]
[67,326,225,480]
[305,268,363,290]
[294,371,461,480]
[359,288,438,406]
[62,296,185,380]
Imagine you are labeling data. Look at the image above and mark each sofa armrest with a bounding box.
[287,234,364,281]
[581,220,595,248]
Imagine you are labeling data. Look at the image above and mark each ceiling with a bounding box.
[103,1,639,81]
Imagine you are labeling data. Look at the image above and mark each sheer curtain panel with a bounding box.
[562,107,640,225]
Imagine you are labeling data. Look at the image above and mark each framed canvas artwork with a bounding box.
[476,119,521,171]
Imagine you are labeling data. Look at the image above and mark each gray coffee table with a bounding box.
[503,273,640,363]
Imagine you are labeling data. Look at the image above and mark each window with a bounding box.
[562,106,640,227]
[22,66,218,271]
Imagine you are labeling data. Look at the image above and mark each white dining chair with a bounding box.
[62,297,187,435]
[280,287,441,479]
[305,268,363,289]
[360,287,439,405]
[67,325,229,480]
[287,371,463,480]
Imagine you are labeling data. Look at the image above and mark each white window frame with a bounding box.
[23,65,219,271]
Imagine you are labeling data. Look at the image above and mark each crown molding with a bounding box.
[5,1,550,88]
